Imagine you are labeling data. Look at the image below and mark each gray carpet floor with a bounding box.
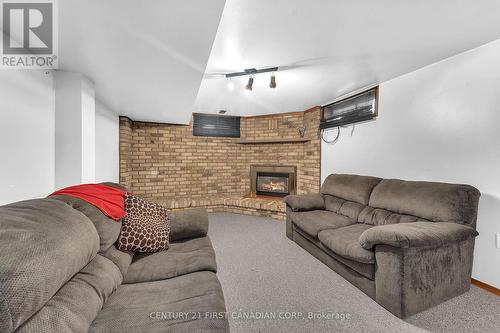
[208,213,500,333]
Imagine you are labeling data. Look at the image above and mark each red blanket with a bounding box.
[51,184,126,221]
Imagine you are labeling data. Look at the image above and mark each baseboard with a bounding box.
[471,278,500,296]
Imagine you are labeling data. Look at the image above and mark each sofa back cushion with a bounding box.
[100,182,128,191]
[369,179,480,226]
[323,195,365,220]
[16,254,122,333]
[324,194,427,226]
[100,245,134,277]
[358,206,426,226]
[0,199,100,333]
[321,174,382,205]
[50,194,122,253]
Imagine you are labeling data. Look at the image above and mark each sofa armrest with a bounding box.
[169,208,208,241]
[359,221,478,250]
[284,193,325,212]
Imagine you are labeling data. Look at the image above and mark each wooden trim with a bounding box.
[303,105,321,114]
[119,115,133,123]
[119,115,189,127]
[120,107,320,124]
[471,278,500,296]
[241,106,319,119]
[241,110,305,119]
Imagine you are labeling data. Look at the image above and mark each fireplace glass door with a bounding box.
[256,172,290,197]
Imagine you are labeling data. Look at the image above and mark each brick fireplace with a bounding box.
[119,107,321,219]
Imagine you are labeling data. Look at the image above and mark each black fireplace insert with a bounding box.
[256,172,290,197]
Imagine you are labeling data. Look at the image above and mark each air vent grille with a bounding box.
[193,113,241,137]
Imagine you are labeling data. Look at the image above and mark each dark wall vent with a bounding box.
[193,113,241,137]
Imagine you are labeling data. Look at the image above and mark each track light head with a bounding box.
[270,73,276,88]
[245,76,254,91]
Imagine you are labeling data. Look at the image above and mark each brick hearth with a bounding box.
[119,107,321,220]
[162,195,286,220]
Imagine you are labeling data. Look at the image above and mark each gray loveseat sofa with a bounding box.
[285,174,480,318]
[0,183,229,332]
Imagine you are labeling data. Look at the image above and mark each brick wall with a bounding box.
[119,117,133,186]
[119,107,321,204]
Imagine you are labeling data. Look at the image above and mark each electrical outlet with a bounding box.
[497,233,500,249]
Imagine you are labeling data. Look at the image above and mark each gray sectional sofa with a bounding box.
[285,174,480,318]
[0,183,229,332]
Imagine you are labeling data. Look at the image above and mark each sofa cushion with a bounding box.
[291,210,355,237]
[123,237,217,284]
[338,201,366,220]
[89,271,229,333]
[323,195,366,220]
[294,227,375,280]
[323,194,345,212]
[17,255,122,333]
[321,174,382,205]
[0,199,99,333]
[369,179,481,226]
[50,194,122,253]
[117,193,170,252]
[318,224,375,264]
[358,206,425,226]
[100,245,134,277]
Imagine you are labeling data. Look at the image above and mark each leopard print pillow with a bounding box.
[117,193,170,252]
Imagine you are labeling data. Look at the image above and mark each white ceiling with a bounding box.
[58,0,225,124]
[58,1,500,124]
[195,0,500,117]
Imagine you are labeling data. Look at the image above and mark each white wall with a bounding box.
[0,70,55,205]
[321,39,500,288]
[95,101,119,183]
[54,71,82,189]
[54,71,96,189]
[81,77,96,183]
[0,70,119,204]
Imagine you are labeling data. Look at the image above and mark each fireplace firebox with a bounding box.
[256,172,290,196]
[250,165,296,197]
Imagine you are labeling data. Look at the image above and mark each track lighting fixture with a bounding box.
[270,73,276,88]
[245,76,254,91]
[224,67,278,91]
